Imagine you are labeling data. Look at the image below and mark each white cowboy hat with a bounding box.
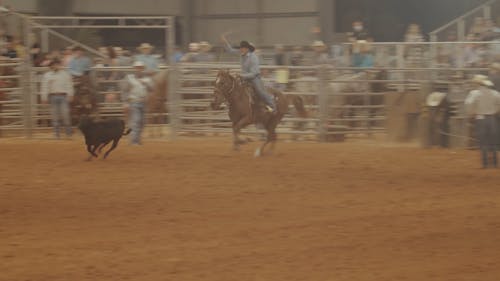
[471,74,494,87]
[188,42,200,52]
[137,43,154,50]
[426,92,447,107]
[199,41,212,50]
[311,40,326,47]
[490,62,500,71]
[133,61,145,67]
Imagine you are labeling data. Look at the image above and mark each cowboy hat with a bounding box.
[199,41,212,51]
[471,74,494,87]
[311,40,326,47]
[426,92,447,107]
[137,43,154,50]
[188,42,200,52]
[239,40,255,52]
[490,62,500,71]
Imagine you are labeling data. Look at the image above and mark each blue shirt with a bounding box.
[135,54,159,72]
[68,56,92,76]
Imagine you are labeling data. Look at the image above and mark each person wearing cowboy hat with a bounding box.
[134,43,158,75]
[311,40,330,65]
[121,60,154,145]
[197,41,215,62]
[220,34,276,113]
[488,62,500,91]
[465,74,500,168]
[181,42,200,62]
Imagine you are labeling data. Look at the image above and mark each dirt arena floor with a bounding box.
[1,137,500,281]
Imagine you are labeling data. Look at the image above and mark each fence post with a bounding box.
[396,43,405,92]
[458,19,465,42]
[483,5,491,20]
[167,65,179,140]
[22,17,33,139]
[317,65,329,142]
[41,28,49,53]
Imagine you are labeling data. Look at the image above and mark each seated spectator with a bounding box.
[134,43,159,75]
[68,46,92,77]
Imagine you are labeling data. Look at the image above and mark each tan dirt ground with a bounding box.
[1,138,500,281]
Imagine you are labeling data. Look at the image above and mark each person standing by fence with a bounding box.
[40,59,74,139]
[465,75,500,169]
[121,61,153,145]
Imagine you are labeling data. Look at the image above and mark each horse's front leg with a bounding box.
[232,116,252,151]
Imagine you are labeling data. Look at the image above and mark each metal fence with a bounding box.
[0,42,497,146]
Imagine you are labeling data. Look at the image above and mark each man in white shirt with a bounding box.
[40,59,74,138]
[465,75,500,168]
[121,61,153,145]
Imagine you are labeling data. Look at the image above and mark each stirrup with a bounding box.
[265,105,274,113]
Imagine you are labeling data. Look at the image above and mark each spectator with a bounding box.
[29,33,42,66]
[12,36,26,59]
[68,46,92,77]
[39,59,74,139]
[0,29,7,55]
[197,41,215,62]
[488,62,500,91]
[352,40,374,68]
[404,24,424,68]
[349,21,369,42]
[171,46,183,63]
[134,43,158,75]
[121,61,153,145]
[62,46,74,67]
[310,40,330,65]
[289,45,304,66]
[115,47,132,66]
[181,42,200,62]
[1,35,16,58]
[274,44,286,65]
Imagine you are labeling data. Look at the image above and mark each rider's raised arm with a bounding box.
[221,34,239,54]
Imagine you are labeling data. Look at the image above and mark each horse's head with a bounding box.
[211,69,234,110]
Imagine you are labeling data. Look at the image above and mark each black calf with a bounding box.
[78,117,131,160]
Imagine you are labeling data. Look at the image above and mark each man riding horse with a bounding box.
[220,34,277,113]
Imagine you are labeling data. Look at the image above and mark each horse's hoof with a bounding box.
[254,147,262,157]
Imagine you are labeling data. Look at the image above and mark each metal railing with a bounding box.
[429,0,497,41]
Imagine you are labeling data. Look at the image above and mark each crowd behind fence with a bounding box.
[0,40,498,145]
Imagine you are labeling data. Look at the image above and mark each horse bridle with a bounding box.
[216,73,236,101]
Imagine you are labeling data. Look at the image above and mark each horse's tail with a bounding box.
[289,95,308,118]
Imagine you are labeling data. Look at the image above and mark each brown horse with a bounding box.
[211,69,307,156]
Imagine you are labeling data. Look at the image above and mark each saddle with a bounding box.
[240,79,276,114]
